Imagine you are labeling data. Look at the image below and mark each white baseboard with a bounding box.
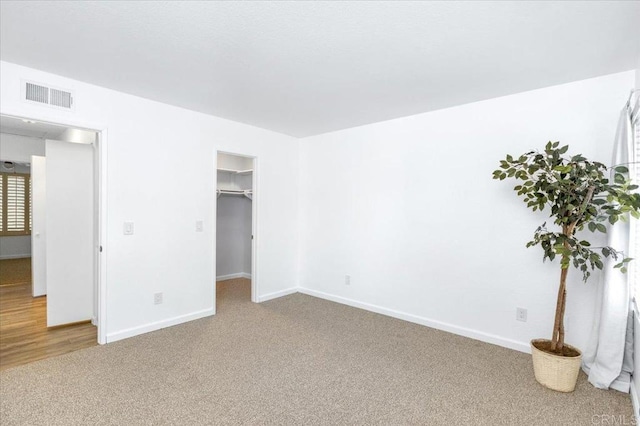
[258,287,298,303]
[0,254,31,260]
[297,287,531,354]
[216,272,251,281]
[106,307,215,343]
[631,378,639,424]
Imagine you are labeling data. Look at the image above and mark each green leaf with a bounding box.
[615,166,629,173]
[596,223,606,233]
[588,222,597,232]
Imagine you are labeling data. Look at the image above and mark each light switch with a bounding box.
[196,220,204,232]
[124,221,134,235]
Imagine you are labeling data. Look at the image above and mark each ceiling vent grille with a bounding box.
[25,82,49,104]
[50,88,72,109]
[23,81,74,110]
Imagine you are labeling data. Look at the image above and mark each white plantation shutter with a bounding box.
[0,173,30,236]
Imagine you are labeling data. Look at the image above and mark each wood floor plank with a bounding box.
[0,259,97,371]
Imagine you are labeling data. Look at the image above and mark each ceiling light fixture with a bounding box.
[21,119,37,124]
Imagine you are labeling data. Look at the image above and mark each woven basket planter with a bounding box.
[530,339,582,393]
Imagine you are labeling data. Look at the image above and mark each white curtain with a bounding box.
[581,103,635,392]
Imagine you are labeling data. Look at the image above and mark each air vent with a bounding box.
[23,81,74,110]
[50,88,72,108]
[25,82,48,104]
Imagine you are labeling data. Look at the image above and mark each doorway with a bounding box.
[215,152,257,310]
[0,114,102,369]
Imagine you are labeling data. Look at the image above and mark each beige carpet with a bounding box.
[0,278,633,425]
[0,258,31,286]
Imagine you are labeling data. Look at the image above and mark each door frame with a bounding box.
[0,108,108,345]
[214,150,258,305]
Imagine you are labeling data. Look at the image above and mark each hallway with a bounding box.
[0,258,97,370]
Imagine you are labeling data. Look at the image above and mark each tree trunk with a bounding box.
[551,223,573,354]
[550,265,569,353]
[547,188,593,355]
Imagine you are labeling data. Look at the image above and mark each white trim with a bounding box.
[258,287,298,303]
[106,307,214,343]
[251,156,258,304]
[97,128,108,345]
[298,287,531,354]
[0,254,31,260]
[216,272,252,281]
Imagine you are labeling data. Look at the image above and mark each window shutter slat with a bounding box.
[6,175,26,232]
[0,173,30,235]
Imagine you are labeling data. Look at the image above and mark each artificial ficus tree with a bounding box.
[493,142,640,354]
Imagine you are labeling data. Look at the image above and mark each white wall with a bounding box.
[57,128,96,144]
[218,153,253,171]
[0,133,44,162]
[298,71,635,353]
[0,236,30,259]
[216,196,252,278]
[0,61,300,342]
[635,54,640,88]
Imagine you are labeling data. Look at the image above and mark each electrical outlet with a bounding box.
[516,307,527,322]
[345,275,351,285]
[196,220,203,232]
[154,292,163,305]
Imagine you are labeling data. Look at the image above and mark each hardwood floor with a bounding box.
[0,259,97,371]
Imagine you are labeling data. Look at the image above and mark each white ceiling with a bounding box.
[1,1,639,137]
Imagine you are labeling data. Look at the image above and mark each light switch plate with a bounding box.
[196,220,203,232]
[124,221,134,235]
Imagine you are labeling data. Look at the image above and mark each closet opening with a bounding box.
[215,151,257,309]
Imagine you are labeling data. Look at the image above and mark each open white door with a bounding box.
[31,156,46,297]
[46,140,94,327]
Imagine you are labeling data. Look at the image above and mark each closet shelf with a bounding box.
[217,189,253,200]
[217,168,253,175]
